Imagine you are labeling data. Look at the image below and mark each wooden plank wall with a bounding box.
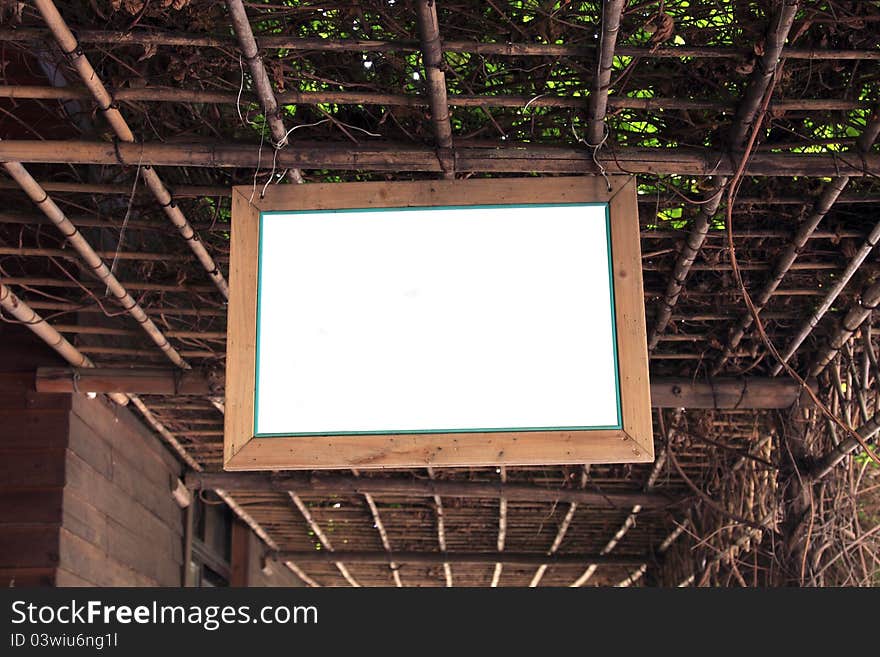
[0,325,299,588]
[57,393,185,586]
[0,328,70,587]
[0,324,185,587]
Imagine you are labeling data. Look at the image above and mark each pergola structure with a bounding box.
[1,0,879,587]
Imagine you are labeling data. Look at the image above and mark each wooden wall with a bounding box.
[0,325,301,588]
[56,393,185,586]
[0,329,70,587]
[0,326,185,586]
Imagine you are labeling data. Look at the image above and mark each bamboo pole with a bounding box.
[73,346,213,359]
[655,2,798,358]
[490,466,507,587]
[586,0,625,146]
[809,280,880,378]
[32,0,229,298]
[213,488,316,587]
[772,221,880,374]
[128,396,202,470]
[570,412,674,587]
[2,139,877,176]
[529,466,589,587]
[351,468,402,587]
[1,159,188,369]
[426,466,452,587]
[283,563,321,588]
[415,0,454,178]
[811,411,880,480]
[226,0,286,147]
[647,178,725,350]
[0,283,207,476]
[712,178,852,371]
[615,564,647,587]
[729,1,799,149]
[2,27,879,61]
[0,282,125,403]
[225,0,304,184]
[714,108,880,375]
[288,492,360,587]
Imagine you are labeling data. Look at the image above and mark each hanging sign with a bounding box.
[225,176,651,470]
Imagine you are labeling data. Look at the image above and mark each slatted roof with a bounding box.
[1,0,879,586]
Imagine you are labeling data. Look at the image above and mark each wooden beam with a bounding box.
[0,180,229,197]
[36,367,223,395]
[272,551,647,567]
[0,275,221,302]
[650,377,809,409]
[186,472,673,509]
[0,245,220,263]
[4,27,877,61]
[1,140,877,177]
[36,368,808,409]
[0,84,868,113]
[2,179,878,205]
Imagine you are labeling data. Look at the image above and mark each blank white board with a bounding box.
[254,203,620,436]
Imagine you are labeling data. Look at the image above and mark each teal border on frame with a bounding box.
[253,202,623,438]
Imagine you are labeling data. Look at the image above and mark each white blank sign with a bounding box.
[254,204,620,436]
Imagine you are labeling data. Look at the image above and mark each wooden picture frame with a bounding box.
[225,176,652,470]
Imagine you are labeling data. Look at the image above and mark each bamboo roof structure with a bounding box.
[1,0,879,586]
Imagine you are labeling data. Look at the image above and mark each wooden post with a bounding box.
[229,519,250,587]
